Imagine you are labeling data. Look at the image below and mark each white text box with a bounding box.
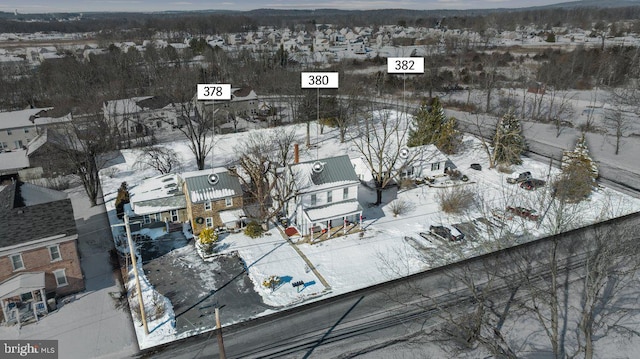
[197,84,232,100]
[301,72,339,88]
[387,57,424,74]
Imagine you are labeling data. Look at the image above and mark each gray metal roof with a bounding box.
[183,169,243,203]
[291,155,359,189]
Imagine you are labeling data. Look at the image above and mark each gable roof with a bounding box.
[183,168,243,203]
[129,174,186,215]
[290,155,359,193]
[0,182,77,248]
[0,108,52,130]
[136,95,174,110]
[0,149,29,175]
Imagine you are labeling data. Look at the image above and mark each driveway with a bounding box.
[141,232,272,335]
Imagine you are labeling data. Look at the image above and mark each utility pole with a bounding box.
[215,307,226,359]
[123,214,149,335]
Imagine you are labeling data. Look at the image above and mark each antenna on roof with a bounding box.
[301,71,339,174]
[197,83,231,185]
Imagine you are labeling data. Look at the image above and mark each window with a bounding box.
[343,187,349,200]
[0,142,7,150]
[225,197,233,207]
[20,292,33,302]
[24,128,30,134]
[170,210,179,222]
[205,217,213,228]
[327,191,332,203]
[6,130,12,136]
[53,269,68,287]
[310,194,317,206]
[204,201,212,211]
[14,140,23,148]
[10,254,24,271]
[156,121,162,128]
[143,215,151,224]
[431,162,441,171]
[49,245,61,262]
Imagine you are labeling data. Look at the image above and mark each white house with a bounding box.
[103,96,179,140]
[287,155,362,238]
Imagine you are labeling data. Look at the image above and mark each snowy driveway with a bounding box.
[141,233,272,336]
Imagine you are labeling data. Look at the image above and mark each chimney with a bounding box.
[294,143,299,164]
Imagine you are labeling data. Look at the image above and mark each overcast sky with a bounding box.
[1,1,572,14]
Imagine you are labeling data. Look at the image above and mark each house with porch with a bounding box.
[126,173,188,232]
[0,181,84,326]
[286,155,363,238]
[183,168,245,236]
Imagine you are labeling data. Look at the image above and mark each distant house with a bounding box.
[194,86,259,133]
[287,155,362,237]
[0,108,52,151]
[126,174,188,232]
[350,145,449,183]
[103,96,179,143]
[182,168,245,235]
[0,182,84,325]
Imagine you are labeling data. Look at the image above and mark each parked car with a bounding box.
[506,206,540,221]
[506,171,532,184]
[520,179,546,190]
[470,163,482,171]
[491,208,514,221]
[429,225,465,241]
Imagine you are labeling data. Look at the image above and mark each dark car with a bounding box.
[507,171,532,184]
[506,206,540,221]
[470,163,482,171]
[429,225,465,241]
[520,179,546,190]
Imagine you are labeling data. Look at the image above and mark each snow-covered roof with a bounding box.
[129,174,185,215]
[104,97,152,116]
[219,208,245,224]
[305,199,362,222]
[0,108,52,130]
[290,155,359,194]
[33,113,72,127]
[0,149,29,173]
[183,168,242,203]
[19,182,68,206]
[0,272,45,300]
[400,144,449,169]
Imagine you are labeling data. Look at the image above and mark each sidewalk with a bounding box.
[0,186,139,359]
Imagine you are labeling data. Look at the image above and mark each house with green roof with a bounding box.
[286,155,363,239]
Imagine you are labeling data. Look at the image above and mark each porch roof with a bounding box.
[0,272,45,300]
[304,199,362,222]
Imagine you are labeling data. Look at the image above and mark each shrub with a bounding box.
[115,182,130,220]
[198,227,219,254]
[244,221,264,238]
[399,178,415,190]
[438,185,477,214]
[389,199,412,217]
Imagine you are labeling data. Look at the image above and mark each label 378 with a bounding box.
[197,84,232,100]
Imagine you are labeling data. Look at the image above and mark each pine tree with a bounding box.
[492,112,525,166]
[408,97,460,153]
[115,182,130,220]
[554,134,598,202]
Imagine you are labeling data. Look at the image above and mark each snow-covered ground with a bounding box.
[97,104,640,350]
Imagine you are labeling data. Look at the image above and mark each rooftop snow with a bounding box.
[0,108,52,130]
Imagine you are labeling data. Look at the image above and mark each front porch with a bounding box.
[299,199,364,243]
[0,272,49,326]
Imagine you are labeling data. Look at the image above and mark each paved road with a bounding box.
[140,212,640,359]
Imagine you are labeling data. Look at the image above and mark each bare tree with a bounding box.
[233,130,298,222]
[134,146,181,174]
[349,101,420,205]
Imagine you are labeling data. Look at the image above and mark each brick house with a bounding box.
[183,168,245,236]
[0,182,84,325]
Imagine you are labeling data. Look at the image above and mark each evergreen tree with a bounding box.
[554,134,598,202]
[408,97,460,154]
[115,182,130,220]
[492,112,525,166]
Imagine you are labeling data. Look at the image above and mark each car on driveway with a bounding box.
[470,163,482,171]
[520,179,546,190]
[429,225,465,241]
[507,171,531,184]
[506,206,539,221]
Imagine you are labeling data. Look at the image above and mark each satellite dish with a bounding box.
[399,147,410,159]
[312,161,324,173]
[207,173,219,185]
